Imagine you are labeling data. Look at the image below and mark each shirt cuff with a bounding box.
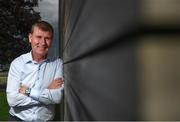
[61,84,64,90]
[30,88,40,101]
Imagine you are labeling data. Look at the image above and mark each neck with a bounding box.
[32,52,47,63]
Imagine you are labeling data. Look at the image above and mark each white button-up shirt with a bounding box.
[6,52,64,121]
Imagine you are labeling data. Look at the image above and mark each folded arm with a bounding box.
[6,63,40,107]
[19,78,64,104]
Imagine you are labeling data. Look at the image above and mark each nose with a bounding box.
[40,38,46,45]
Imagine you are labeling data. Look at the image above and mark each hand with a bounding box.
[48,78,64,89]
[19,85,28,95]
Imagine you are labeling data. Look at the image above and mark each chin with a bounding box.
[36,51,48,56]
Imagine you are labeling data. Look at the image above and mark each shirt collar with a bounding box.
[24,51,50,64]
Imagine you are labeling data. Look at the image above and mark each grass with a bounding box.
[0,71,8,121]
[0,91,9,121]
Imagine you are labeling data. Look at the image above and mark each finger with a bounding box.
[56,81,63,86]
[60,81,64,85]
[58,79,64,83]
[60,78,64,82]
[55,80,61,84]
[57,79,64,84]
[57,82,63,86]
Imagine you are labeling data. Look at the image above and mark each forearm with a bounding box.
[7,78,40,107]
[30,86,64,104]
[6,91,40,107]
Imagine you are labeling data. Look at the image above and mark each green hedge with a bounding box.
[0,91,9,121]
[0,77,7,84]
[0,72,7,85]
[0,72,8,77]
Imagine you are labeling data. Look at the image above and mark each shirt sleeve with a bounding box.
[31,86,64,105]
[6,59,40,107]
[29,58,64,104]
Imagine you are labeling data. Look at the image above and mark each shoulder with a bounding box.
[55,58,63,64]
[10,53,29,67]
[48,58,63,64]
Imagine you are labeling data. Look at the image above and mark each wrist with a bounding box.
[25,87,31,96]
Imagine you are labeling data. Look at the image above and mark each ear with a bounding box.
[28,33,32,43]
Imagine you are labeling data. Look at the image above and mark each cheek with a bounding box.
[31,42,38,48]
[31,40,38,45]
[47,42,52,47]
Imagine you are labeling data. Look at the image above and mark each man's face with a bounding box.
[28,26,53,58]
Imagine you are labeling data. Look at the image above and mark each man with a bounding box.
[6,20,64,121]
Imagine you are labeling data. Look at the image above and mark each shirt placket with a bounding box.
[32,63,42,120]
[32,63,41,88]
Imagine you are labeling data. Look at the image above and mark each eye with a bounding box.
[36,36,42,39]
[45,37,51,41]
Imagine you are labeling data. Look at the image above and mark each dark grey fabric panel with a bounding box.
[61,0,138,120]
[64,41,137,120]
[62,0,138,62]
[62,0,85,49]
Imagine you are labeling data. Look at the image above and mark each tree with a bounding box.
[0,0,41,64]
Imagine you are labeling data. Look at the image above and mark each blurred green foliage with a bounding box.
[0,0,41,64]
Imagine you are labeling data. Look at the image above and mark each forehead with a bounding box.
[32,26,53,37]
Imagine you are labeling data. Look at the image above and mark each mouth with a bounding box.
[37,46,47,49]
